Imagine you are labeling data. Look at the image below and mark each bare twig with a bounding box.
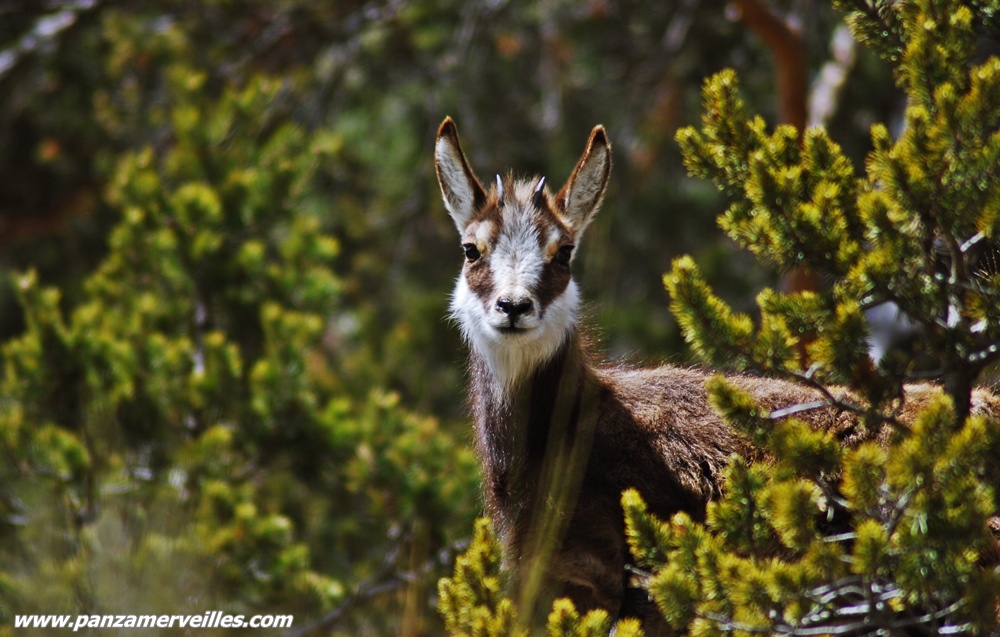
[0,0,102,82]
[767,400,831,420]
[282,535,469,637]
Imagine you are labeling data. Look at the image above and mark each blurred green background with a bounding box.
[0,1,902,635]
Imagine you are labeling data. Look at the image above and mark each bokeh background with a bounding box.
[0,1,906,635]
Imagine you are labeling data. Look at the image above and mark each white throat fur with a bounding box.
[451,276,580,391]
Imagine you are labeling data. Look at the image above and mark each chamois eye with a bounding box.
[555,245,574,265]
[463,243,481,262]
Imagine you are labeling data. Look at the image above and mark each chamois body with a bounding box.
[434,118,998,622]
[468,330,923,617]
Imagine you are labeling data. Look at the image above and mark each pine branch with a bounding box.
[833,0,905,64]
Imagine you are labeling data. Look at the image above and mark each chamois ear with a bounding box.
[557,125,611,235]
[435,117,486,233]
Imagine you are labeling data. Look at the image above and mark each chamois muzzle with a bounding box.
[495,297,534,326]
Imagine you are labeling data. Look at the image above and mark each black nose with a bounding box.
[495,297,534,319]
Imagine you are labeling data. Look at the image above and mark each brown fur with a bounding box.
[474,329,1000,623]
[463,254,495,301]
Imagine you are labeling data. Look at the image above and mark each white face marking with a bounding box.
[450,182,578,390]
[472,220,494,249]
[451,277,579,392]
[490,211,543,316]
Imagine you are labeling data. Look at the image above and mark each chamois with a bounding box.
[433,117,999,623]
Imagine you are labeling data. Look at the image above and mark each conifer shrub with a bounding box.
[438,520,644,637]
[0,67,478,636]
[635,0,1000,633]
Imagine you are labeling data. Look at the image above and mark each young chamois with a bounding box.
[434,117,1000,623]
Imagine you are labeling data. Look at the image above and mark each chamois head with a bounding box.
[435,117,612,388]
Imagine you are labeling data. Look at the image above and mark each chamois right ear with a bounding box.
[435,117,487,233]
[557,125,611,236]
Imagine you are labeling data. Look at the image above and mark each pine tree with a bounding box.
[0,67,479,635]
[626,0,1000,633]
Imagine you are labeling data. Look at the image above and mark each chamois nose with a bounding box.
[495,297,534,319]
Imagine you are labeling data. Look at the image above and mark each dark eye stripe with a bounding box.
[535,258,572,310]
[464,257,493,300]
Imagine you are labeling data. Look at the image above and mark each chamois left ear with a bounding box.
[557,125,611,234]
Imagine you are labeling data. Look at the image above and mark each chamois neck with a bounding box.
[469,326,598,547]
[472,328,587,401]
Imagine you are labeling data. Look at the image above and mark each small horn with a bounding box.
[496,174,504,200]
[532,176,546,208]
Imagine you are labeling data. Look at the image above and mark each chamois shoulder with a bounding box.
[595,364,751,454]
[596,364,720,424]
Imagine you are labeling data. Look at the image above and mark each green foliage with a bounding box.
[672,5,1000,412]
[545,599,643,637]
[438,518,644,637]
[5,3,865,635]
[625,397,1000,633]
[673,0,1000,410]
[438,520,524,637]
[4,1,996,635]
[639,0,1000,633]
[0,69,478,635]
